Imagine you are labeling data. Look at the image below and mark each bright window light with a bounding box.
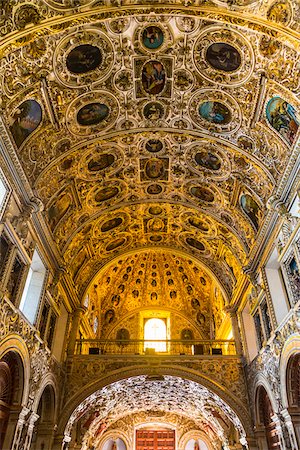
[0,174,8,218]
[19,249,47,324]
[144,318,167,352]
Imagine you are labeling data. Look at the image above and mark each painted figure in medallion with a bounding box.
[199,101,231,125]
[142,61,166,95]
[9,99,42,147]
[142,26,164,49]
[266,97,299,145]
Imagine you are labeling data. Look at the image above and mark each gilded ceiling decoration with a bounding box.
[0,0,299,308]
[82,250,227,340]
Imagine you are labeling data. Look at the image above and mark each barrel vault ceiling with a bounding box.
[1,0,300,313]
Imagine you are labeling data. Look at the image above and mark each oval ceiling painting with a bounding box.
[106,237,126,252]
[146,139,163,153]
[145,158,165,179]
[206,43,241,72]
[95,186,119,203]
[149,206,163,215]
[9,99,42,148]
[190,186,214,203]
[188,217,209,232]
[88,154,115,172]
[101,217,123,232]
[48,193,71,231]
[186,237,205,252]
[142,60,166,95]
[66,44,102,74]
[143,102,164,120]
[266,97,299,145]
[240,193,260,230]
[77,103,109,127]
[147,184,163,195]
[199,101,231,125]
[150,235,162,242]
[142,26,164,49]
[195,151,221,171]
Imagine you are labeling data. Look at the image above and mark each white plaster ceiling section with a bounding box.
[65,375,247,447]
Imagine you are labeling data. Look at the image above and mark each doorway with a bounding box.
[136,429,175,450]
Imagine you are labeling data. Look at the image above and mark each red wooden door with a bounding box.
[136,429,175,450]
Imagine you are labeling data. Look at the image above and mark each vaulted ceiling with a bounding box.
[1,0,299,312]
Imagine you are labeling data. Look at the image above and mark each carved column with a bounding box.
[272,413,287,450]
[253,427,268,450]
[280,409,298,450]
[244,436,259,450]
[67,307,85,356]
[226,307,243,356]
[61,434,71,450]
[23,411,39,450]
[0,245,17,294]
[11,406,30,450]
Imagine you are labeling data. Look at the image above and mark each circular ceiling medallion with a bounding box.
[145,139,164,153]
[88,153,115,172]
[205,43,241,72]
[199,101,231,125]
[145,158,165,179]
[114,69,133,92]
[174,69,194,92]
[149,206,163,215]
[95,186,119,203]
[190,186,214,203]
[135,23,172,53]
[101,217,123,233]
[147,184,163,195]
[66,44,102,74]
[77,103,109,126]
[143,101,165,121]
[66,91,119,136]
[189,90,241,134]
[240,193,260,230]
[106,237,126,252]
[87,181,126,209]
[193,27,254,86]
[142,60,166,95]
[195,150,221,171]
[150,235,163,242]
[185,142,231,180]
[54,30,114,87]
[188,217,210,232]
[78,144,123,180]
[186,237,205,252]
[142,26,164,50]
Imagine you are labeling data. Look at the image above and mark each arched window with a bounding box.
[144,318,167,352]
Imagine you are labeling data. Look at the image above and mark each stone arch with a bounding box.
[0,340,28,450]
[57,365,252,445]
[280,334,300,447]
[280,334,300,409]
[254,384,280,450]
[0,334,30,406]
[178,430,214,450]
[31,376,58,450]
[98,430,129,450]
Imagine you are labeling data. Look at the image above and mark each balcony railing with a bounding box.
[74,339,236,356]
